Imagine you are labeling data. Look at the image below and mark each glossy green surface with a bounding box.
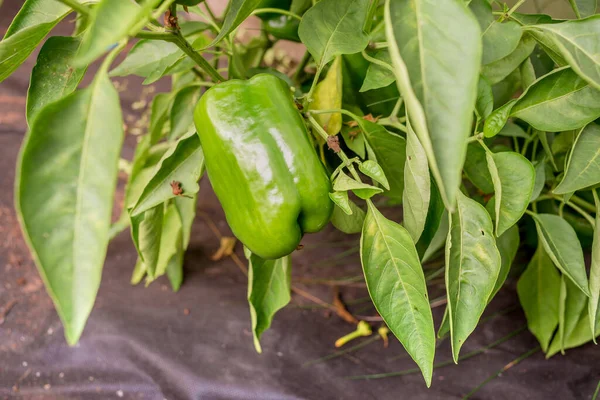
[263,15,300,42]
[194,74,332,259]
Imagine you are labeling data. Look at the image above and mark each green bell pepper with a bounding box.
[256,0,293,20]
[194,74,333,259]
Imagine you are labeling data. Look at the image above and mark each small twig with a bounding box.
[0,300,17,325]
[462,346,540,399]
[593,379,600,400]
[57,0,90,15]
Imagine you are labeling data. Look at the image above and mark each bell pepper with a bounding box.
[194,74,333,259]
[263,15,301,42]
[256,0,293,20]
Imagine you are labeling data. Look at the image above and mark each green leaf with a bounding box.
[154,203,184,279]
[421,210,448,263]
[131,205,164,279]
[469,0,522,65]
[359,160,390,190]
[340,126,366,159]
[360,50,395,92]
[490,225,520,299]
[361,200,435,387]
[530,160,546,202]
[530,213,590,296]
[166,252,184,292]
[491,68,521,107]
[131,258,146,285]
[385,0,481,210]
[415,179,445,260]
[359,120,406,202]
[170,85,202,140]
[446,191,501,362]
[110,39,183,84]
[483,99,517,138]
[486,151,535,236]
[298,0,370,66]
[403,123,430,243]
[333,171,383,200]
[309,57,343,135]
[554,124,600,194]
[331,198,365,234]
[329,191,352,215]
[558,275,589,353]
[538,131,558,170]
[498,121,530,139]
[481,35,536,85]
[475,76,493,120]
[26,36,87,125]
[517,243,561,352]
[525,17,600,90]
[588,193,600,342]
[76,0,162,66]
[546,309,599,357]
[15,70,124,345]
[520,57,537,90]
[0,0,72,83]
[131,132,204,216]
[463,143,494,194]
[568,0,597,18]
[149,93,175,144]
[247,253,291,353]
[510,68,600,132]
[206,0,262,48]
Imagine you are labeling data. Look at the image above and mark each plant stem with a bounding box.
[361,50,394,72]
[203,1,219,24]
[293,51,311,85]
[593,379,600,400]
[462,346,541,399]
[307,114,362,182]
[58,0,90,15]
[252,8,302,20]
[305,64,323,105]
[136,31,176,41]
[467,133,484,143]
[553,196,596,227]
[570,194,597,213]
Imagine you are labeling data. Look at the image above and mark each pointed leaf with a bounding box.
[558,275,589,353]
[309,57,342,135]
[510,68,600,132]
[154,203,184,279]
[131,132,204,216]
[486,151,535,236]
[206,0,262,49]
[298,0,370,66]
[530,160,547,202]
[483,99,517,138]
[170,85,202,141]
[517,244,561,352]
[475,76,494,119]
[525,17,600,90]
[403,123,430,243]
[16,71,124,345]
[331,199,365,234]
[247,253,291,353]
[490,225,520,299]
[110,39,183,84]
[361,201,435,386]
[446,191,501,362]
[385,0,481,210]
[131,205,163,279]
[463,143,494,194]
[530,213,590,296]
[359,160,390,190]
[359,120,406,203]
[481,35,536,85]
[26,36,87,124]
[360,50,395,92]
[554,124,600,194]
[333,171,383,200]
[568,0,597,18]
[76,0,163,65]
[340,126,366,159]
[329,191,352,215]
[0,0,72,83]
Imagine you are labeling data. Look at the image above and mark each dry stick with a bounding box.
[462,346,541,399]
[347,325,528,380]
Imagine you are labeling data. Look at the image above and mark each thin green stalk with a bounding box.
[462,346,541,399]
[203,1,219,24]
[293,51,311,85]
[303,336,380,367]
[305,65,324,105]
[467,133,484,143]
[503,0,528,20]
[99,40,127,75]
[372,42,389,49]
[361,50,394,72]
[252,8,302,20]
[58,0,90,15]
[348,326,528,380]
[570,195,597,214]
[173,32,225,82]
[593,379,600,400]
[559,198,596,227]
[136,31,176,41]
[389,98,403,119]
[307,114,362,182]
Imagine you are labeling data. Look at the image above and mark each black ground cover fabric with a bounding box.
[0,2,599,399]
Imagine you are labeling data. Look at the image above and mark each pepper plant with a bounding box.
[1,0,600,387]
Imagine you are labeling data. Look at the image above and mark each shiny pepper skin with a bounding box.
[194,74,333,260]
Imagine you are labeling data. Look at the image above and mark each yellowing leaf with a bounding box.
[309,56,342,135]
